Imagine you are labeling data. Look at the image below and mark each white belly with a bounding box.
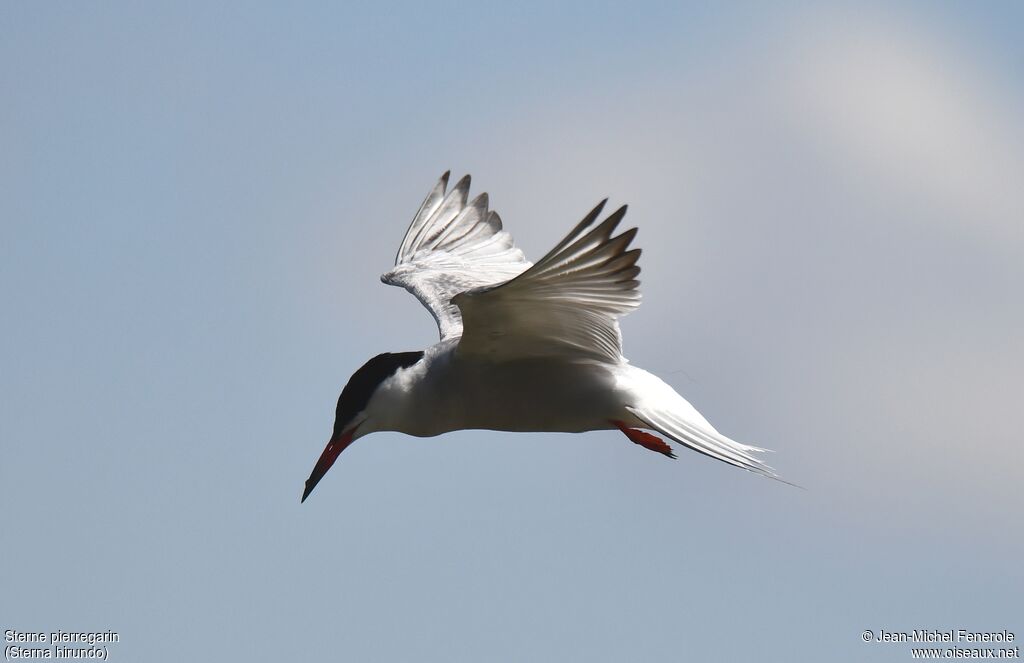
[370,345,629,436]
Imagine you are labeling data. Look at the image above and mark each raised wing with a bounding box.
[453,200,641,363]
[381,172,532,341]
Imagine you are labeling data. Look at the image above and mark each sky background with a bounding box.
[2,2,1022,661]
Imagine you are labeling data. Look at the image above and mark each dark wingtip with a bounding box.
[301,482,313,503]
[579,199,608,229]
[435,171,451,195]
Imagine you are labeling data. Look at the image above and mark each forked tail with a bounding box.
[626,406,794,486]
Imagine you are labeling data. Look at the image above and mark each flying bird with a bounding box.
[302,172,782,502]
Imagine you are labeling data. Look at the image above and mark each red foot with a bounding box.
[611,420,676,459]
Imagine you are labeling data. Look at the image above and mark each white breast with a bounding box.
[365,341,628,437]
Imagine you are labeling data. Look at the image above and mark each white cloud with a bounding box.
[779,8,1024,248]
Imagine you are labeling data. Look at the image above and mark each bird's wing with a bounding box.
[453,200,640,363]
[381,172,532,341]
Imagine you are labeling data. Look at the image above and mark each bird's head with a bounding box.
[301,350,424,502]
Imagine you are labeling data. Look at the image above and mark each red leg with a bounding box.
[611,420,676,459]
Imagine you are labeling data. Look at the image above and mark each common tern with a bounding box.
[302,172,781,502]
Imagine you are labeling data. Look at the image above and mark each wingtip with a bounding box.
[470,191,489,210]
[598,205,630,234]
[434,170,451,195]
[576,198,609,232]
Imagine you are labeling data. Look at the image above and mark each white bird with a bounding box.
[302,172,782,501]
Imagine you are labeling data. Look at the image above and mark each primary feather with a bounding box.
[382,172,531,341]
[454,200,641,362]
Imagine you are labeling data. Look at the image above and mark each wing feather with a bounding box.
[382,173,531,341]
[453,202,642,362]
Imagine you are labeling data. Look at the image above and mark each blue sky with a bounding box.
[2,3,1022,661]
